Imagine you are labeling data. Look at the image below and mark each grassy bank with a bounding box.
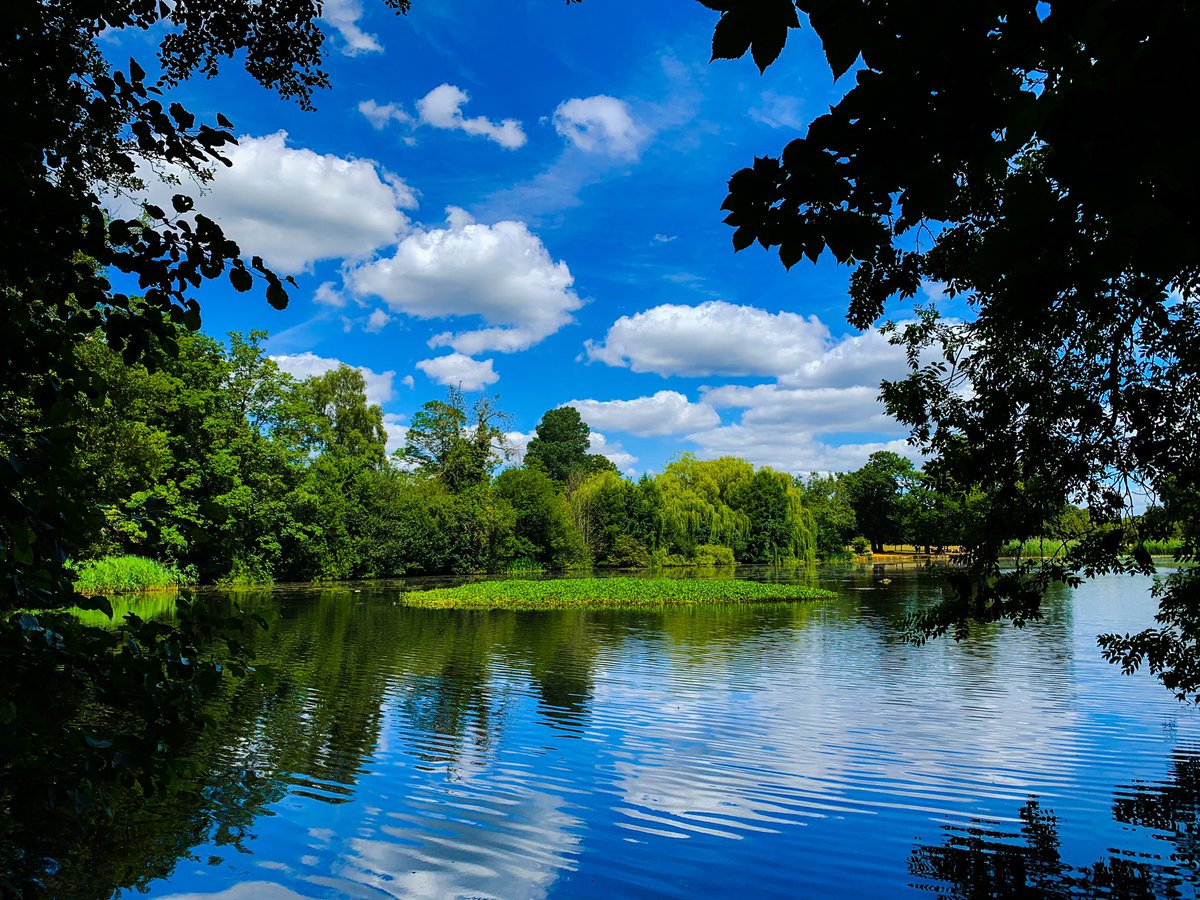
[998,537,1185,559]
[399,577,837,610]
[72,555,192,594]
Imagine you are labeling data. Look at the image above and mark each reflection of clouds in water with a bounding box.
[337,788,581,898]
[304,694,584,899]
[599,610,1083,841]
[159,882,313,900]
[144,574,1193,900]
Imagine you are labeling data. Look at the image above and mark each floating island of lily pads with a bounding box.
[399,577,838,610]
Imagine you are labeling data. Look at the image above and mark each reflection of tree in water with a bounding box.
[398,609,605,756]
[909,749,1200,898]
[5,589,405,898]
[400,610,506,768]
[512,612,597,731]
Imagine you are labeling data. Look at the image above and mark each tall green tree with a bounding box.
[702,1,1200,697]
[799,474,858,557]
[302,366,387,466]
[842,452,915,553]
[525,406,615,483]
[402,388,509,492]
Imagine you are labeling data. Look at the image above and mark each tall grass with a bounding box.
[400,577,836,610]
[999,538,1076,558]
[1142,538,1185,556]
[72,555,192,594]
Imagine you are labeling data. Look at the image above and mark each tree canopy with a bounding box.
[1,0,411,874]
[704,0,1200,699]
[525,406,617,483]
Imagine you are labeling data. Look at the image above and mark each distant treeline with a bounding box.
[67,329,1173,585]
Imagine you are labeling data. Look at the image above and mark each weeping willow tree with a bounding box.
[656,455,753,557]
[568,470,633,557]
[652,455,816,564]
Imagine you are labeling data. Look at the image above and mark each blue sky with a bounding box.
[102,0,927,476]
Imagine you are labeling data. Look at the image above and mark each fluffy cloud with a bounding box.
[312,282,346,307]
[568,391,718,437]
[588,431,637,472]
[358,99,412,129]
[321,0,382,55]
[364,309,392,333]
[382,413,407,456]
[348,207,582,354]
[415,353,500,391]
[119,132,415,274]
[582,301,924,475]
[701,384,896,435]
[552,96,641,158]
[585,300,907,388]
[585,301,826,378]
[775,329,909,390]
[269,352,396,408]
[417,84,526,149]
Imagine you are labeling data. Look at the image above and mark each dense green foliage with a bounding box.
[705,1,1200,699]
[54,327,822,583]
[400,577,836,610]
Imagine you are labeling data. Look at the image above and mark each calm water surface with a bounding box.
[98,567,1199,898]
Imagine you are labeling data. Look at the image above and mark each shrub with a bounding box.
[605,534,651,568]
[693,544,736,566]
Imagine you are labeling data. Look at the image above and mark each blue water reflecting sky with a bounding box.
[137,568,1200,899]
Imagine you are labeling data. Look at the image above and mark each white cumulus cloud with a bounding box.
[552,95,641,159]
[585,301,827,378]
[581,301,927,476]
[364,308,392,333]
[269,352,396,408]
[348,207,582,354]
[568,391,718,438]
[585,300,907,388]
[415,353,499,391]
[117,132,415,274]
[417,84,526,149]
[382,413,407,456]
[588,431,637,472]
[321,0,382,55]
[358,99,412,129]
[312,281,346,307]
[701,384,896,435]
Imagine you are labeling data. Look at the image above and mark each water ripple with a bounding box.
[132,569,1200,900]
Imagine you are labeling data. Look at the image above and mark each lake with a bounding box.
[61,566,1200,897]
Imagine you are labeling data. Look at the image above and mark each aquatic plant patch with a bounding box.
[399,577,837,610]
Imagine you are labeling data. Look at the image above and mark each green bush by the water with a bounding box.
[399,577,837,610]
[72,556,192,594]
[692,544,737,566]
